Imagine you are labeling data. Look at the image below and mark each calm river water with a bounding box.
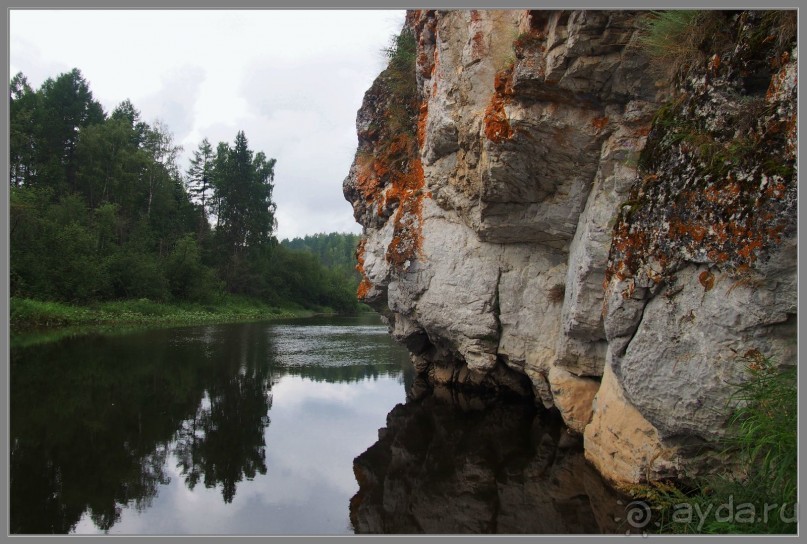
[10,314,627,535]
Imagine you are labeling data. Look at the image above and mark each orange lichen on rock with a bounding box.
[471,31,486,59]
[607,170,794,289]
[592,116,609,132]
[698,270,715,291]
[410,10,437,79]
[607,173,791,288]
[357,277,372,300]
[385,155,426,270]
[784,113,797,158]
[355,238,373,300]
[354,153,381,202]
[484,67,515,143]
[417,101,429,149]
[355,97,428,272]
[708,53,721,74]
[485,96,514,143]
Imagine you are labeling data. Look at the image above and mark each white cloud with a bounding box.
[72,374,406,535]
[9,9,406,239]
[139,65,207,145]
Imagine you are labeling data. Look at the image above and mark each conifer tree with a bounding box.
[186,138,215,217]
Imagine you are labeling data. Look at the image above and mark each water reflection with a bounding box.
[173,376,271,503]
[350,379,628,534]
[10,316,412,534]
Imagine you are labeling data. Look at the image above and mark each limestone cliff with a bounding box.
[344,10,797,486]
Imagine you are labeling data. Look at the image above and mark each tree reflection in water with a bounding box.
[10,317,410,534]
[10,323,278,532]
[174,368,272,503]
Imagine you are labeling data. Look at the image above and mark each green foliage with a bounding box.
[35,68,105,191]
[10,296,310,332]
[751,11,797,59]
[186,138,215,224]
[11,188,103,302]
[9,73,38,188]
[282,232,361,276]
[381,27,418,134]
[10,68,361,324]
[635,11,729,79]
[629,352,797,534]
[280,232,362,314]
[164,234,222,302]
[383,27,417,90]
[636,10,700,54]
[104,251,169,301]
[729,352,797,505]
[212,131,277,260]
[237,244,359,315]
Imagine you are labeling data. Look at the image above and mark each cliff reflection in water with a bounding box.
[350,379,626,534]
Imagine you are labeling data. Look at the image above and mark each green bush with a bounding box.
[104,251,169,301]
[729,351,797,506]
[163,234,222,302]
[383,27,417,87]
[381,27,418,133]
[629,351,797,534]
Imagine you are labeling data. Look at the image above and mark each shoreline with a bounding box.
[9,297,362,348]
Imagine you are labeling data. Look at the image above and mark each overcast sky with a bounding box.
[9,9,406,240]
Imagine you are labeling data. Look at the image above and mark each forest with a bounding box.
[9,68,362,320]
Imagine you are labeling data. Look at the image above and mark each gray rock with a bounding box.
[344,9,797,486]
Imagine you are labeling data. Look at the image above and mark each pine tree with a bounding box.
[186,138,214,218]
[213,131,276,255]
[35,68,105,193]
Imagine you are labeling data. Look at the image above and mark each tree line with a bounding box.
[281,232,361,279]
[10,68,360,314]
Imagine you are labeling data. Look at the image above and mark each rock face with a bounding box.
[344,10,797,486]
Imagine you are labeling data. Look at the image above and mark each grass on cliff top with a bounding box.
[628,352,797,534]
[636,10,797,81]
[381,27,418,135]
[383,27,416,78]
[635,10,727,79]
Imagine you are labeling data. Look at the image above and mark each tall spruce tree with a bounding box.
[35,68,105,193]
[213,131,276,256]
[186,138,215,218]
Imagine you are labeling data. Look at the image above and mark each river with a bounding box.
[10,314,628,535]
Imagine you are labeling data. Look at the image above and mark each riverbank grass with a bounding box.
[628,352,797,534]
[10,296,316,331]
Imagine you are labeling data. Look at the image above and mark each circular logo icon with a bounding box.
[625,500,653,529]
